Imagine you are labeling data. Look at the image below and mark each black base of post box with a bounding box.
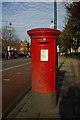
[31,91,56,112]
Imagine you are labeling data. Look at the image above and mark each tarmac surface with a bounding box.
[4,56,80,119]
[2,63,31,111]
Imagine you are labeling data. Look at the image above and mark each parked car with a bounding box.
[26,53,31,58]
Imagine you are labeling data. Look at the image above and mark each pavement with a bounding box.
[4,56,79,119]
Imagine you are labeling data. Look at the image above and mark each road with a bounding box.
[2,58,31,70]
[2,58,32,117]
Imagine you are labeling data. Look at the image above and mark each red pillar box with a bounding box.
[27,28,60,112]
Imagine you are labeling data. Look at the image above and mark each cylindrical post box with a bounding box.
[27,28,60,112]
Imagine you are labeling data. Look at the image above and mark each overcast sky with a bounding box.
[2,1,66,41]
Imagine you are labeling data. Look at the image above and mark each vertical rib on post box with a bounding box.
[27,28,60,112]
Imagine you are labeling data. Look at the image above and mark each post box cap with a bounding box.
[27,28,60,36]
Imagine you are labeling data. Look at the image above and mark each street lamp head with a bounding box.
[7,22,12,31]
[9,22,12,26]
[51,20,53,23]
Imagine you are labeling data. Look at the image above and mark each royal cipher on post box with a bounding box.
[27,28,60,112]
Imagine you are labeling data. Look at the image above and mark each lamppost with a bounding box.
[54,0,58,70]
[54,0,57,29]
[50,0,58,70]
[7,22,12,39]
[7,22,12,59]
[50,0,57,29]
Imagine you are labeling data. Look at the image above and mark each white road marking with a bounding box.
[17,72,23,75]
[2,62,31,72]
[3,78,10,81]
[26,68,30,71]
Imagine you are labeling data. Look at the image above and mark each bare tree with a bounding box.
[2,25,20,52]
